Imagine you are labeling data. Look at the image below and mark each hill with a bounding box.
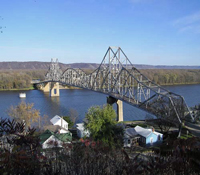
[0,61,199,70]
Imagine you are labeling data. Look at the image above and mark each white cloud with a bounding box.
[172,11,200,34]
[173,11,200,26]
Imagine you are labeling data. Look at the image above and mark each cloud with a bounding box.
[173,11,200,26]
[172,11,200,34]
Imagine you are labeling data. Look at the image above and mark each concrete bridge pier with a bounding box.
[107,96,123,122]
[50,82,60,97]
[41,82,60,97]
[43,82,50,92]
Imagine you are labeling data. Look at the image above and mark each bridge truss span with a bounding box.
[44,47,193,125]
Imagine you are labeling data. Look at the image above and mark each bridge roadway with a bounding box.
[35,47,193,129]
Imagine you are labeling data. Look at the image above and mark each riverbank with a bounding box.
[0,86,35,91]
[1,82,200,91]
[160,82,200,86]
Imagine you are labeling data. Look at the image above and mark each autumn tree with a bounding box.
[8,102,41,128]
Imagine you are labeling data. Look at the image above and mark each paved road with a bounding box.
[185,122,200,137]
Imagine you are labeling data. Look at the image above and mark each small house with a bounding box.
[124,125,163,147]
[40,130,72,149]
[124,128,140,147]
[43,125,69,134]
[76,123,90,138]
[135,125,163,146]
[50,115,68,131]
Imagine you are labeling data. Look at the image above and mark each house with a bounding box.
[76,123,90,138]
[124,128,140,147]
[40,129,72,149]
[43,125,69,134]
[124,125,163,147]
[135,125,163,146]
[50,115,68,131]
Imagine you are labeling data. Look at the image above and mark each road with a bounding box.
[185,121,200,137]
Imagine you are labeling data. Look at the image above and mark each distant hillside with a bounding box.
[0,61,199,70]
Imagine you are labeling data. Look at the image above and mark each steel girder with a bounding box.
[45,47,193,125]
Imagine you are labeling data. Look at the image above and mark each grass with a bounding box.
[0,86,35,91]
[180,133,193,139]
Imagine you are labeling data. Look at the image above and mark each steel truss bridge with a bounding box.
[44,46,193,126]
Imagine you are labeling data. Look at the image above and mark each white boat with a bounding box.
[19,93,26,98]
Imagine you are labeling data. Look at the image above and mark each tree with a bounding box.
[84,105,124,148]
[0,118,41,175]
[8,102,41,128]
[63,116,74,128]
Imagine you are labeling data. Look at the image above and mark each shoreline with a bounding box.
[0,82,200,91]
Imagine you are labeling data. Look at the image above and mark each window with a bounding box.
[158,135,161,141]
[128,139,131,144]
[150,137,153,145]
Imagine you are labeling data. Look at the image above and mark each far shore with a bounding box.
[0,82,200,91]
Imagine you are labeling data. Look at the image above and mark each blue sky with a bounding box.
[0,0,200,65]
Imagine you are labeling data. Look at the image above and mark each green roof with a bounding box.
[55,133,72,142]
[39,129,72,144]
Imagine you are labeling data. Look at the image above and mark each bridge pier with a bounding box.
[41,82,60,97]
[50,82,60,97]
[43,82,50,92]
[107,96,123,122]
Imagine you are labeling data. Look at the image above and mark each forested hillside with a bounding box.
[0,70,45,90]
[0,61,200,70]
[141,69,200,85]
[0,69,200,90]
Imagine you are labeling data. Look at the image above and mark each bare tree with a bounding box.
[69,108,79,124]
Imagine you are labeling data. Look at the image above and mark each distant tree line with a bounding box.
[0,69,200,90]
[140,69,200,85]
[0,70,45,90]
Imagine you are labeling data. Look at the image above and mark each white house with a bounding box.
[124,125,163,147]
[50,115,68,132]
[43,125,69,134]
[40,130,72,149]
[76,123,90,138]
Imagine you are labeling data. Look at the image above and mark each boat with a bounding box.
[19,93,26,98]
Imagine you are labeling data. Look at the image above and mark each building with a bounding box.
[43,125,69,134]
[124,128,140,147]
[40,129,72,149]
[50,115,68,131]
[124,125,163,147]
[76,123,90,138]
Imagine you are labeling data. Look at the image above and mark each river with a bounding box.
[0,84,200,122]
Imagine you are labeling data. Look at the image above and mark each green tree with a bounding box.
[63,116,74,128]
[84,105,124,148]
[8,102,41,128]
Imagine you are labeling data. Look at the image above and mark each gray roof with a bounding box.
[125,125,163,139]
[134,125,152,138]
[125,128,138,138]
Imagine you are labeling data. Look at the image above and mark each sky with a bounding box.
[0,0,200,65]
